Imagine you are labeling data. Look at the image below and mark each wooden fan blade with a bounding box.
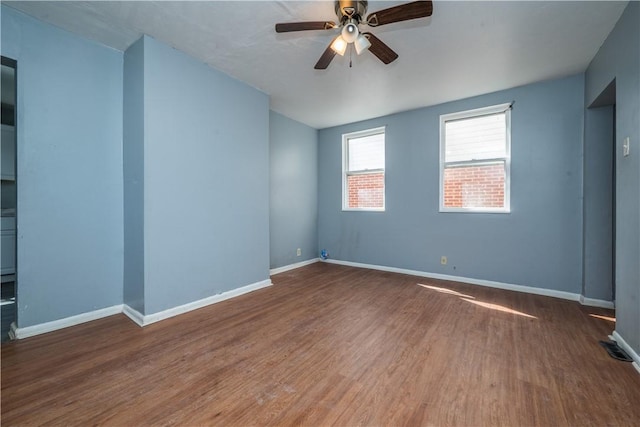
[275,21,337,33]
[367,1,433,27]
[363,32,398,64]
[314,38,339,69]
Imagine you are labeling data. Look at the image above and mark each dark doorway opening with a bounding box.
[1,55,17,341]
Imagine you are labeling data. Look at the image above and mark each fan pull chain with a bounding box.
[349,44,353,68]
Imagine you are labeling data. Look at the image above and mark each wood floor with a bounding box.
[2,263,639,426]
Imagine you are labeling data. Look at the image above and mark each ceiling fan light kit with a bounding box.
[331,19,370,56]
[341,20,359,43]
[275,1,433,70]
[354,33,371,55]
[330,36,348,56]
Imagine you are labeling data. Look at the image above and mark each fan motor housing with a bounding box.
[335,0,368,22]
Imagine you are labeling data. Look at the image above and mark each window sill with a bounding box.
[439,207,510,214]
[342,207,386,212]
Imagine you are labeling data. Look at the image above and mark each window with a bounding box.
[342,127,385,211]
[440,103,511,213]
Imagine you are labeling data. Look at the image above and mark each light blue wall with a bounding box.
[2,9,271,324]
[585,2,640,354]
[2,2,634,343]
[1,6,124,327]
[141,36,270,314]
[582,105,614,301]
[269,111,318,269]
[123,37,145,313]
[318,74,585,293]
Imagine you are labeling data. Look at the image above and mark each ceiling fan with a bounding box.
[275,1,433,69]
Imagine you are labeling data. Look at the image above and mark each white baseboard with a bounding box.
[11,279,273,338]
[322,259,614,308]
[611,331,640,375]
[270,258,319,275]
[12,304,124,339]
[579,295,615,309]
[123,278,273,327]
[122,304,145,327]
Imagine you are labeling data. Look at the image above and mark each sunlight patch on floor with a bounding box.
[462,299,537,319]
[417,283,476,299]
[590,313,616,323]
[417,283,537,319]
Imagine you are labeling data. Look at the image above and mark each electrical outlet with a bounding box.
[296,248,301,257]
[623,137,630,157]
[440,256,447,265]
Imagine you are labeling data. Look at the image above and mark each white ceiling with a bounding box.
[4,1,628,129]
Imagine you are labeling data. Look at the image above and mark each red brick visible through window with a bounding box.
[443,163,505,208]
[348,173,384,209]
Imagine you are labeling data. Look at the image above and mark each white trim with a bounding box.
[122,304,145,327]
[439,103,511,213]
[322,259,615,307]
[270,258,319,275]
[579,295,615,309]
[441,103,513,122]
[123,279,273,327]
[11,279,274,337]
[12,304,124,339]
[611,331,640,375]
[342,207,385,212]
[342,126,386,212]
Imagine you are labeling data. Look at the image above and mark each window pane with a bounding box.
[347,172,384,209]
[443,162,505,208]
[348,133,384,171]
[445,113,506,162]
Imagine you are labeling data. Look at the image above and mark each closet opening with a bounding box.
[1,55,17,341]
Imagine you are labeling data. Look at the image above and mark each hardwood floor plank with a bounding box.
[2,263,639,426]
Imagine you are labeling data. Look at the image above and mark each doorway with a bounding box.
[584,78,616,305]
[583,79,616,307]
[1,56,17,341]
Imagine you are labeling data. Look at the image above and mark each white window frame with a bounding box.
[439,103,511,213]
[342,126,386,212]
